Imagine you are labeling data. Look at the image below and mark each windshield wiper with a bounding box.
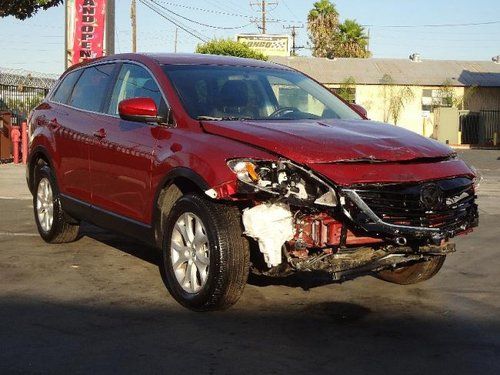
[196,116,223,121]
[196,115,251,121]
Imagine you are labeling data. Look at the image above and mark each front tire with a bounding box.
[375,256,446,285]
[160,193,250,311]
[33,164,80,244]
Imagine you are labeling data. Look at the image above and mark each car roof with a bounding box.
[144,53,292,69]
[68,53,293,73]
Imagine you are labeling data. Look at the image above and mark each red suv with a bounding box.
[27,53,478,311]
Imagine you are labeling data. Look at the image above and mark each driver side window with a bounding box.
[267,76,326,117]
[107,63,164,115]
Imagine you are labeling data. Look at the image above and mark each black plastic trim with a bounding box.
[60,194,155,246]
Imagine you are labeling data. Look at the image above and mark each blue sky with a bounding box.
[0,0,499,74]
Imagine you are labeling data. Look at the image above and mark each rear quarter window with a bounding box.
[68,64,115,112]
[51,70,82,104]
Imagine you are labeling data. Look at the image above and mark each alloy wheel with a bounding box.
[36,177,54,232]
[170,212,210,293]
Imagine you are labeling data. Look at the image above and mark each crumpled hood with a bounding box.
[201,119,454,163]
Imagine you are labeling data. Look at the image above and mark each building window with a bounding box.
[331,87,356,104]
[422,88,453,112]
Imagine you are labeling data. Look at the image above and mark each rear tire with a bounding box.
[375,256,446,285]
[33,163,80,244]
[160,193,250,311]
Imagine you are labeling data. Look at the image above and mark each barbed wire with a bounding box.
[0,67,59,89]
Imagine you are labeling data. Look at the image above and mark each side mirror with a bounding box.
[350,103,368,118]
[119,97,160,123]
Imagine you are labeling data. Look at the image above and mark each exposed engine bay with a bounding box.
[207,158,478,280]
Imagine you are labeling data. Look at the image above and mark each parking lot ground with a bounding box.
[0,150,499,374]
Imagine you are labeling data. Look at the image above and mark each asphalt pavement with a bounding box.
[0,149,499,374]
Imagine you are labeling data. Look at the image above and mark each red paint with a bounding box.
[21,121,28,164]
[350,103,368,118]
[118,97,158,119]
[10,126,20,164]
[201,119,454,164]
[311,159,474,186]
[292,212,382,248]
[71,0,107,65]
[28,53,475,228]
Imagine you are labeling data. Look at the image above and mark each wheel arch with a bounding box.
[28,146,54,194]
[152,167,211,249]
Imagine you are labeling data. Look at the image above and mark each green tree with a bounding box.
[307,1,370,59]
[196,39,268,61]
[437,79,478,110]
[380,74,415,125]
[337,19,370,58]
[6,94,45,117]
[336,76,356,102]
[0,0,62,20]
[307,0,339,59]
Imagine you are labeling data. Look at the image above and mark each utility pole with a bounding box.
[250,1,278,34]
[64,0,69,69]
[367,28,371,54]
[174,28,178,53]
[131,0,137,53]
[284,24,304,56]
[105,0,115,56]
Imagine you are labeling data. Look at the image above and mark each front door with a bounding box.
[89,63,167,224]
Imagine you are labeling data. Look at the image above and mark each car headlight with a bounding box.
[227,158,337,207]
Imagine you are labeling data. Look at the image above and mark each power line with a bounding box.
[364,20,500,28]
[149,0,253,30]
[153,0,297,24]
[139,0,208,42]
[142,0,208,41]
[281,0,300,22]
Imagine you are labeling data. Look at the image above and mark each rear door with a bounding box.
[89,62,167,224]
[55,63,116,203]
[47,68,91,202]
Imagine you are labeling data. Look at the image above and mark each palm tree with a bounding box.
[337,19,371,58]
[307,0,339,59]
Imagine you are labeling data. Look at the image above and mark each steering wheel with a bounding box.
[269,107,299,119]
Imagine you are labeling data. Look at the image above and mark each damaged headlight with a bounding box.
[227,158,337,207]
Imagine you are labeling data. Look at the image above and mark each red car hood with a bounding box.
[201,119,454,163]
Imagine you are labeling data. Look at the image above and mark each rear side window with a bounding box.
[52,70,81,104]
[68,64,115,112]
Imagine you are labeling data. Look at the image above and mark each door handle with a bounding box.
[93,128,106,139]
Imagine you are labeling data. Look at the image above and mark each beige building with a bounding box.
[271,55,500,138]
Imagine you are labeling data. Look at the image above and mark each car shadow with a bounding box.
[78,221,160,266]
[1,295,498,374]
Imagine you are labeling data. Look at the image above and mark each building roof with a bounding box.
[270,56,500,87]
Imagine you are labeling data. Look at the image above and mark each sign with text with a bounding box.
[236,34,291,57]
[69,0,107,66]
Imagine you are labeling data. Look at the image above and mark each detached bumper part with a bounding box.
[242,203,295,267]
[291,242,456,281]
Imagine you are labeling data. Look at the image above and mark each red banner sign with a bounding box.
[71,0,107,65]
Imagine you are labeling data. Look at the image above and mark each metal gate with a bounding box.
[460,110,500,145]
[0,67,57,125]
[479,110,500,146]
[460,111,480,145]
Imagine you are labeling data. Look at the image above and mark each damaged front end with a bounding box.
[207,158,478,281]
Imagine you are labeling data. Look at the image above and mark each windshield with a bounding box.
[162,64,362,121]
